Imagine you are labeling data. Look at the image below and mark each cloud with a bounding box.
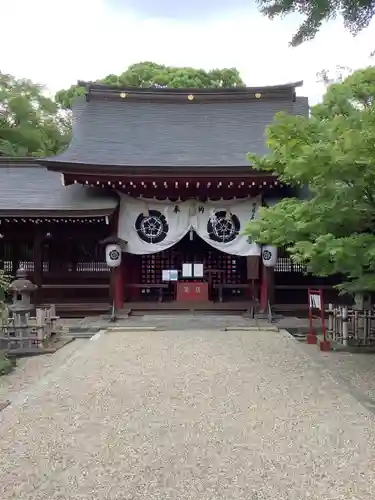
[1,0,374,105]
[105,0,254,20]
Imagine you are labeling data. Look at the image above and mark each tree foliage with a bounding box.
[257,0,375,46]
[55,61,245,108]
[0,72,71,157]
[245,66,375,293]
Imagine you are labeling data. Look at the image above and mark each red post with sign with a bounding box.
[307,288,330,351]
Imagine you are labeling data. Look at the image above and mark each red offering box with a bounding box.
[176,281,209,302]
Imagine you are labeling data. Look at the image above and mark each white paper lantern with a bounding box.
[105,243,122,268]
[262,245,278,267]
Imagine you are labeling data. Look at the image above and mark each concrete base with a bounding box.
[224,326,279,332]
[5,337,74,358]
[330,343,375,354]
[107,326,157,332]
[307,333,318,345]
[319,340,332,352]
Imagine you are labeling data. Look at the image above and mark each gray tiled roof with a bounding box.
[0,161,118,216]
[44,95,309,168]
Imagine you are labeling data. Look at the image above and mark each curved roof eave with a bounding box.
[78,80,304,96]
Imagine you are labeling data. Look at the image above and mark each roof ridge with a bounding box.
[0,160,44,168]
[79,81,303,104]
[78,81,303,94]
[0,156,39,164]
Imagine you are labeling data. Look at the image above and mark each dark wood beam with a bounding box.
[43,162,276,177]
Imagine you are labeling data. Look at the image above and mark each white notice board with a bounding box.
[169,270,178,281]
[309,294,321,310]
[182,263,193,278]
[193,263,204,278]
[162,269,179,281]
[162,270,170,281]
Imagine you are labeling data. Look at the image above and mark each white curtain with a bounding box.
[117,195,191,255]
[191,198,261,257]
[117,194,261,256]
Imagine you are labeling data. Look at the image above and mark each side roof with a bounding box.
[41,81,309,170]
[0,158,118,217]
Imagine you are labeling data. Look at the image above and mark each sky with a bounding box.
[2,0,374,105]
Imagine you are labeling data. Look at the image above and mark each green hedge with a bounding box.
[0,352,13,376]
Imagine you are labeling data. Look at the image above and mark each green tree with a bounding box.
[257,0,375,46]
[55,61,245,108]
[245,66,375,294]
[0,72,71,157]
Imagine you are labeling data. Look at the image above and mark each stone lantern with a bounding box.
[8,268,37,318]
[7,268,38,349]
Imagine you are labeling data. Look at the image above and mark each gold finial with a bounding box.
[120,92,127,99]
[188,94,194,101]
[255,92,262,99]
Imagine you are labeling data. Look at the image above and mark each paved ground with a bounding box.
[63,313,317,332]
[298,341,375,416]
[1,328,375,499]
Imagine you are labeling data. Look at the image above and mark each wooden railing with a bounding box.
[327,304,375,347]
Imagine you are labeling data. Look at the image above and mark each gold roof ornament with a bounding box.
[188,94,194,101]
[255,92,262,99]
[120,92,127,99]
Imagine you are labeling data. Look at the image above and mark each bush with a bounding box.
[0,352,13,375]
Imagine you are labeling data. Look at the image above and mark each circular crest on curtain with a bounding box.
[207,211,240,243]
[135,210,169,243]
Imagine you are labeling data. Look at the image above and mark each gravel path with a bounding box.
[1,328,375,499]
[298,341,375,414]
[0,339,86,404]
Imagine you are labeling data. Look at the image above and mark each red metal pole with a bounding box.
[319,289,331,351]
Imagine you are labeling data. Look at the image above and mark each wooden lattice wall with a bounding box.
[0,236,109,275]
[139,235,247,300]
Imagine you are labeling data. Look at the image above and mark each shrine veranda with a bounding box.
[0,82,339,315]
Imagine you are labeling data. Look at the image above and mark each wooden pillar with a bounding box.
[33,230,43,305]
[246,255,260,301]
[113,266,124,310]
[260,264,275,311]
[109,209,124,310]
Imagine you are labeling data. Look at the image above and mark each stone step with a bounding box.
[67,332,99,339]
[224,326,279,332]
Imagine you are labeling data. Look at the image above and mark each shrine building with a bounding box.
[0,81,338,316]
